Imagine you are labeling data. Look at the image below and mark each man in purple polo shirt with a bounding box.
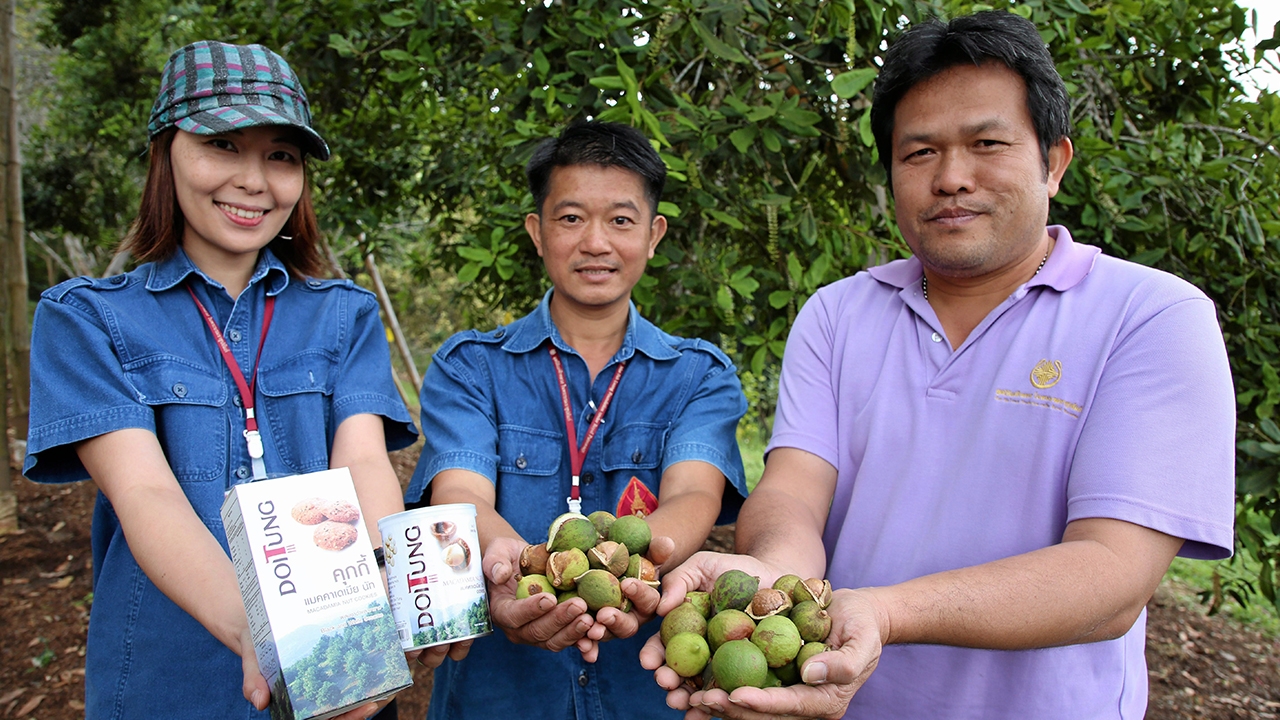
[640,10,1235,719]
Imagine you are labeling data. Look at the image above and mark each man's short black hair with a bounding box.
[870,10,1071,183]
[526,121,666,216]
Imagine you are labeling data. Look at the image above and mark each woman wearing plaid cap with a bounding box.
[24,42,436,719]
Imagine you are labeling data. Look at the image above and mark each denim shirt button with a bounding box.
[232,395,242,407]
[111,275,125,284]
[228,329,242,343]
[172,382,187,398]
[577,671,589,687]
[581,472,594,485]
[515,455,527,470]
[493,329,505,339]
[631,450,643,463]
[308,279,322,288]
[235,466,250,479]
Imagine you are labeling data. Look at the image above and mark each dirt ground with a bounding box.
[3,446,1279,719]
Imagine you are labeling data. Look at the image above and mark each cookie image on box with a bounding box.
[291,498,328,525]
[313,520,359,551]
[324,499,361,524]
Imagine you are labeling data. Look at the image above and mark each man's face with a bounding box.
[525,164,666,316]
[890,62,1072,279]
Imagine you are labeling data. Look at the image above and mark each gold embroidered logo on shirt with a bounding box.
[1030,359,1062,389]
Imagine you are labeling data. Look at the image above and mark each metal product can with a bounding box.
[378,504,492,651]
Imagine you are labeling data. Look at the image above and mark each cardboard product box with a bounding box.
[222,468,412,720]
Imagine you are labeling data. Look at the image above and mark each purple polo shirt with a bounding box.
[767,226,1235,719]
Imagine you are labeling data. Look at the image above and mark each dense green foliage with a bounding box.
[282,607,407,716]
[21,0,1280,606]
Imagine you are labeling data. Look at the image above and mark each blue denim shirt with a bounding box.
[24,249,418,720]
[407,290,747,720]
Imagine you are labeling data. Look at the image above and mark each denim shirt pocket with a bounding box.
[123,356,228,484]
[601,422,667,473]
[495,425,562,542]
[258,349,337,474]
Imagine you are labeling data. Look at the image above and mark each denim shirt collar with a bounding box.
[144,247,291,296]
[501,289,681,362]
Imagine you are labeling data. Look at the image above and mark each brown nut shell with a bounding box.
[520,543,550,577]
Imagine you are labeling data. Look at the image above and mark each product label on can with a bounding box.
[379,505,492,650]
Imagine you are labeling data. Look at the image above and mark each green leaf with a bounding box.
[831,69,878,98]
[768,340,787,358]
[1260,418,1280,442]
[768,290,793,309]
[690,20,747,63]
[589,76,627,90]
[328,34,357,57]
[716,286,734,313]
[616,54,639,93]
[457,262,481,284]
[380,49,414,62]
[751,346,767,376]
[657,201,681,218]
[533,49,550,78]
[729,275,760,298]
[457,246,494,264]
[387,68,420,83]
[380,10,416,27]
[859,106,874,147]
[787,253,803,284]
[746,106,777,122]
[761,128,783,153]
[723,95,751,114]
[1064,0,1092,15]
[1128,248,1166,266]
[729,126,757,154]
[785,99,817,122]
[706,209,746,230]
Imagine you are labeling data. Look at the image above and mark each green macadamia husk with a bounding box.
[665,632,711,678]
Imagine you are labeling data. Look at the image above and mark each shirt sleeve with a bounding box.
[661,343,749,501]
[331,292,419,452]
[766,291,841,469]
[1066,294,1236,559]
[405,338,502,503]
[24,289,156,484]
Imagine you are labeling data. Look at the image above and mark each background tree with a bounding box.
[19,0,1280,608]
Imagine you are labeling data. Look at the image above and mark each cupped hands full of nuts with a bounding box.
[659,570,834,691]
[514,511,659,615]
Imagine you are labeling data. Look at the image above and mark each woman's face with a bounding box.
[169,126,305,272]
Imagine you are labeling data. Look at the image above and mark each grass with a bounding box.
[1164,556,1280,637]
[738,433,766,493]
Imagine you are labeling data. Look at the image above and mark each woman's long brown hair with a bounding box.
[121,127,328,278]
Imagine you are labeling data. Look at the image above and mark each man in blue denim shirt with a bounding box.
[406,122,748,720]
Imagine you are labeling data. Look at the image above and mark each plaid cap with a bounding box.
[148,41,330,161]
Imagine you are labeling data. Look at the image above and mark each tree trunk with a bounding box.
[0,0,16,533]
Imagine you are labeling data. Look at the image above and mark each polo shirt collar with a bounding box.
[502,289,681,362]
[145,247,290,296]
[867,225,1099,293]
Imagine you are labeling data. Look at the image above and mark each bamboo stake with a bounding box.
[364,253,421,391]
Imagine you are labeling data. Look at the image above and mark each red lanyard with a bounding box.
[549,346,625,514]
[187,284,276,480]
